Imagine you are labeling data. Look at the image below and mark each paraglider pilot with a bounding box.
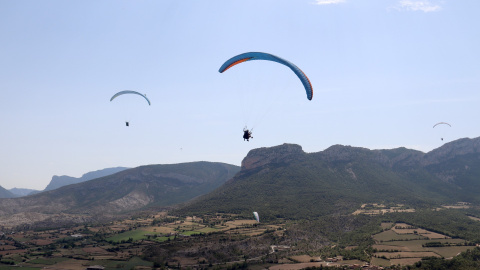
[243,127,253,141]
[126,121,129,127]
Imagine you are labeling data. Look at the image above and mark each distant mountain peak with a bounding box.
[44,167,129,191]
[8,188,40,197]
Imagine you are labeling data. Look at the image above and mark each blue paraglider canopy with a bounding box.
[219,52,313,101]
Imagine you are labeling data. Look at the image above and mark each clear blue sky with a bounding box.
[1,0,479,190]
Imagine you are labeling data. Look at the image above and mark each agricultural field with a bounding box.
[373,230,426,242]
[18,256,153,270]
[371,222,476,267]
[380,222,394,230]
[0,210,478,269]
[107,229,156,242]
[0,213,276,269]
[441,202,471,209]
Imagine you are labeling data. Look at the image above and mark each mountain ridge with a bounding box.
[0,161,240,227]
[0,186,15,199]
[3,137,480,227]
[177,137,480,220]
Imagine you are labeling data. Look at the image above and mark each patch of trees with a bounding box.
[422,241,475,247]
[108,237,134,245]
[0,260,15,265]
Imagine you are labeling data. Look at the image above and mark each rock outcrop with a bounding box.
[241,143,306,171]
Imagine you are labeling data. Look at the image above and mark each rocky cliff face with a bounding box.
[241,143,306,171]
[240,138,480,173]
